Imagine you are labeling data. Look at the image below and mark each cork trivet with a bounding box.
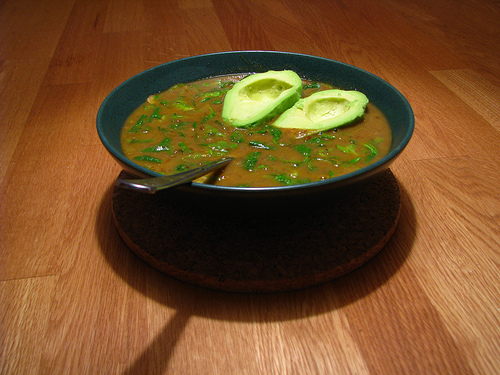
[111,169,401,292]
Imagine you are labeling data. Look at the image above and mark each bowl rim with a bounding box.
[97,50,414,195]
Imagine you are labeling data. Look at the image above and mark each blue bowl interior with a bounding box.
[97,51,414,196]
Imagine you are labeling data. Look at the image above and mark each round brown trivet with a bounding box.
[111,169,401,293]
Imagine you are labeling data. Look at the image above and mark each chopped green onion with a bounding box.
[128,138,153,144]
[337,144,357,154]
[294,144,312,157]
[272,173,310,185]
[249,141,276,150]
[141,137,172,153]
[303,82,320,90]
[128,114,147,133]
[363,143,378,161]
[148,107,161,122]
[174,100,195,111]
[178,142,192,153]
[230,132,245,143]
[243,151,261,171]
[134,155,162,163]
[202,108,216,123]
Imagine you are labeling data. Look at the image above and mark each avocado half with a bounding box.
[222,70,302,127]
[273,89,369,132]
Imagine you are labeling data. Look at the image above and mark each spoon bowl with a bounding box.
[115,157,234,194]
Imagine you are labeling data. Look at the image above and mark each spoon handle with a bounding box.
[115,157,234,193]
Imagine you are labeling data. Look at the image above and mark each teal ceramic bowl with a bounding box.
[97,51,413,197]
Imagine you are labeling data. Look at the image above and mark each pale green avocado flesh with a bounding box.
[273,89,369,133]
[222,70,302,127]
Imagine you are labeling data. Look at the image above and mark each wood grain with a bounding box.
[1,0,499,374]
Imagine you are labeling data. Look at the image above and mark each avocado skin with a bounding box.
[222,70,302,128]
[273,89,369,133]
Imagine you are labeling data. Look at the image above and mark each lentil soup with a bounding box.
[121,74,392,187]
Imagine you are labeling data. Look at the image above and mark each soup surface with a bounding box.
[121,74,392,187]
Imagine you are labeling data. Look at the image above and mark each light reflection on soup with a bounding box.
[121,74,392,187]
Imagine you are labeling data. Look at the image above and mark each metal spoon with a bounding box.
[115,157,234,194]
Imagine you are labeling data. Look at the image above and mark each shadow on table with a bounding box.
[95,177,416,374]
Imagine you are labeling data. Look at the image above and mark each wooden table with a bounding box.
[1,0,499,373]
